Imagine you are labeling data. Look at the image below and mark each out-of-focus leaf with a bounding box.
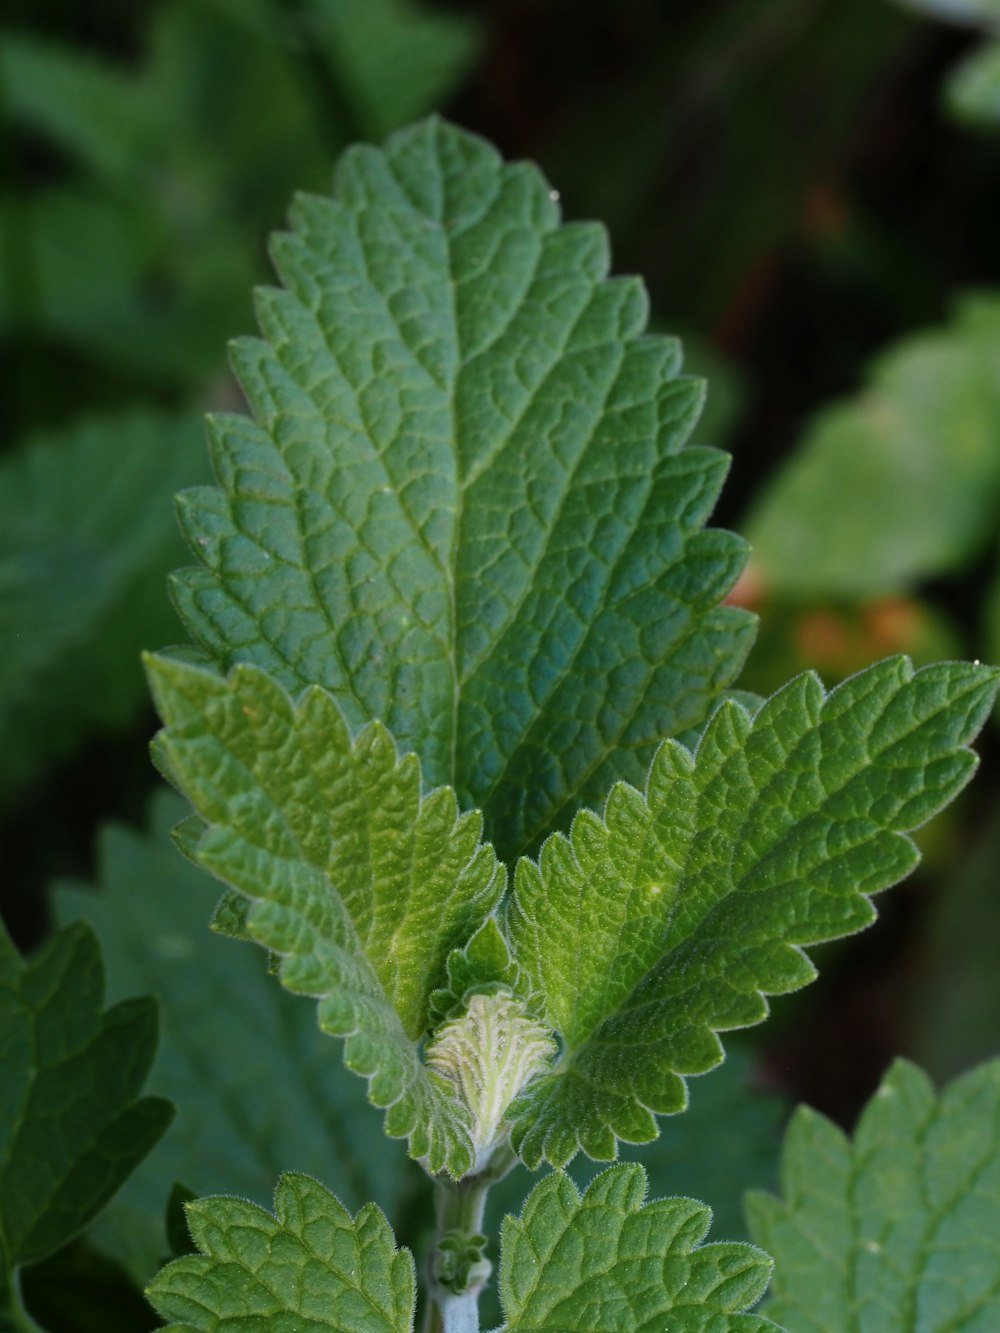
[746,295,1000,597]
[304,0,481,139]
[909,810,1000,1081]
[946,38,1000,129]
[53,791,424,1284]
[0,31,150,183]
[0,409,209,802]
[747,1058,1000,1330]
[0,919,172,1306]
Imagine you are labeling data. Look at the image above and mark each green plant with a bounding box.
[4,116,1000,1333]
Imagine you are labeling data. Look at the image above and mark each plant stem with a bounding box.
[426,1146,517,1333]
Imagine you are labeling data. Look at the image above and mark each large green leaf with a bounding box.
[503,657,999,1167]
[146,1173,415,1333]
[496,1165,776,1332]
[53,792,422,1284]
[170,115,754,858]
[0,919,172,1309]
[746,1057,1000,1330]
[146,653,507,1176]
[0,408,208,802]
[745,295,1000,596]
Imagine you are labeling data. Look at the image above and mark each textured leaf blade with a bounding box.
[146,652,507,1175]
[0,920,172,1273]
[746,1057,1000,1331]
[504,657,999,1167]
[146,1173,414,1333]
[53,792,423,1283]
[496,1164,776,1332]
[170,115,754,857]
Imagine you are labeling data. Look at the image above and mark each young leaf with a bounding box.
[746,1057,1000,1330]
[53,792,423,1283]
[0,408,208,802]
[495,1164,776,1331]
[170,115,754,857]
[504,656,999,1167]
[0,920,172,1278]
[146,1173,414,1332]
[145,653,507,1175]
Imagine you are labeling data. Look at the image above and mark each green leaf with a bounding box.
[746,1057,1000,1330]
[0,408,208,801]
[306,0,482,139]
[946,38,1000,129]
[496,1164,776,1332]
[745,295,1000,596]
[0,920,172,1276]
[170,115,754,858]
[146,1172,415,1332]
[504,657,999,1168]
[146,652,507,1175]
[53,792,423,1284]
[0,30,150,183]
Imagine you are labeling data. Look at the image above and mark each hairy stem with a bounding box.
[425,1144,517,1333]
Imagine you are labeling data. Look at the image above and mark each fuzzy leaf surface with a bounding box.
[0,920,172,1274]
[171,115,753,857]
[495,1164,776,1332]
[146,1172,414,1332]
[746,1057,1000,1330]
[53,792,421,1282]
[146,653,506,1175]
[505,657,999,1167]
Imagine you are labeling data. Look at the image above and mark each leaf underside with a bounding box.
[146,1173,414,1333]
[503,656,999,1168]
[146,652,507,1176]
[170,114,754,859]
[496,1164,776,1331]
[0,920,172,1273]
[746,1057,1000,1331]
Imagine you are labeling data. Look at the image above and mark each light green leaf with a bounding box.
[746,1057,1000,1330]
[0,408,208,801]
[170,115,754,858]
[146,653,507,1175]
[496,1164,776,1332]
[53,792,423,1284]
[504,657,999,1168]
[946,39,1000,128]
[146,1172,414,1332]
[745,295,1000,596]
[0,920,172,1279]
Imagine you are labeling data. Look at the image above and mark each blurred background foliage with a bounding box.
[3,0,1000,1326]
